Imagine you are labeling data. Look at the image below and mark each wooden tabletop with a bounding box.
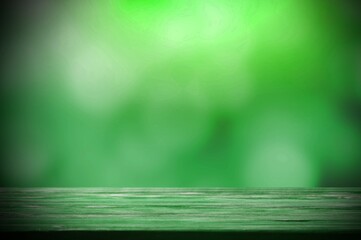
[1,188,360,232]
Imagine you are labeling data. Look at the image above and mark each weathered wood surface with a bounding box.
[0,188,360,231]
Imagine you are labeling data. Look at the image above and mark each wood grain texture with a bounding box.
[0,188,360,231]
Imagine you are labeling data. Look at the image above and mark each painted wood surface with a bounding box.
[0,188,360,231]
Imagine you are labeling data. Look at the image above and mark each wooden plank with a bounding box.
[0,188,360,231]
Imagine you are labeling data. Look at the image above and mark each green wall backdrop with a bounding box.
[1,0,361,187]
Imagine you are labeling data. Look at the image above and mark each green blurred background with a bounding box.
[1,0,361,187]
